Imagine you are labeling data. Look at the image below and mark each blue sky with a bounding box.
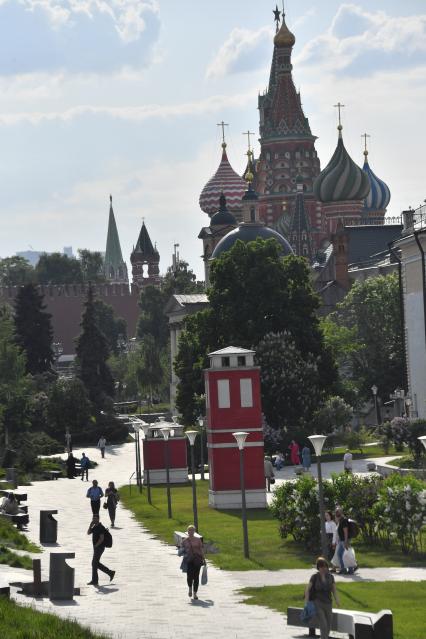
[0,0,425,279]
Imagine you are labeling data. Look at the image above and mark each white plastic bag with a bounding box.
[201,564,208,585]
[343,547,357,569]
[331,547,340,568]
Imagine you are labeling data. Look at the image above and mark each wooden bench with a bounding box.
[0,512,29,529]
[44,470,61,480]
[174,530,203,546]
[287,606,393,639]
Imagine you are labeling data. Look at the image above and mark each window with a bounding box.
[237,356,246,367]
[240,379,253,408]
[221,356,230,367]
[217,379,230,408]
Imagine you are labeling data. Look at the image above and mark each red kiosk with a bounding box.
[142,421,188,485]
[205,346,266,509]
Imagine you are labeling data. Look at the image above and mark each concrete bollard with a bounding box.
[40,510,58,544]
[48,553,75,600]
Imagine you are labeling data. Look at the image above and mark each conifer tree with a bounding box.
[14,283,54,375]
[76,285,114,410]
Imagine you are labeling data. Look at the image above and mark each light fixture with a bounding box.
[308,434,327,457]
[161,426,172,441]
[418,435,426,451]
[186,430,198,446]
[233,431,249,450]
[371,385,378,396]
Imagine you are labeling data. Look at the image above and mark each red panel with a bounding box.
[143,438,187,470]
[208,431,263,445]
[206,369,262,430]
[210,446,265,491]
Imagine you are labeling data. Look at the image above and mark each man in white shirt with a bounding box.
[343,449,353,473]
[97,436,107,459]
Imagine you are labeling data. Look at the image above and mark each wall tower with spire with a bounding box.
[103,195,128,284]
[130,221,160,288]
[255,7,324,252]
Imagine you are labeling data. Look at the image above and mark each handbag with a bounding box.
[270,478,275,484]
[103,501,108,509]
[300,601,316,623]
[343,547,357,568]
[201,564,208,586]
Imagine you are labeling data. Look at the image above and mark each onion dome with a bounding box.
[313,132,370,203]
[274,13,295,48]
[199,143,247,216]
[211,223,293,258]
[210,193,237,226]
[362,151,391,212]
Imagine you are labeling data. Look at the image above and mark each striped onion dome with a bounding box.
[313,133,370,203]
[362,154,391,212]
[199,144,246,216]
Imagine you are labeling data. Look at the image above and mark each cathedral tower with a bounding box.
[130,221,160,288]
[104,196,128,284]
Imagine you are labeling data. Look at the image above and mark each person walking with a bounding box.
[87,515,115,586]
[182,524,205,600]
[97,435,107,459]
[325,511,337,565]
[66,452,77,479]
[343,449,353,473]
[288,440,300,466]
[80,453,90,481]
[335,507,355,574]
[264,456,275,492]
[301,444,311,471]
[105,481,120,527]
[274,451,285,471]
[304,557,340,639]
[87,480,104,515]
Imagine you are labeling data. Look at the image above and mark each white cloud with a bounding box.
[206,25,273,79]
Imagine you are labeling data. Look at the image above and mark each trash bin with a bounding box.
[40,510,58,544]
[48,552,75,600]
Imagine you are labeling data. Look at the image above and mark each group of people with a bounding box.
[86,479,120,527]
[325,507,358,575]
[65,438,108,481]
[85,479,119,587]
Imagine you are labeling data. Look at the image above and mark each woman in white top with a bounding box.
[325,511,337,567]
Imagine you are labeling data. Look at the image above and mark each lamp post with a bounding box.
[161,425,173,519]
[186,430,199,532]
[371,384,381,425]
[133,422,142,493]
[418,436,426,479]
[197,416,206,480]
[141,423,152,505]
[405,397,412,419]
[233,431,250,559]
[308,434,328,558]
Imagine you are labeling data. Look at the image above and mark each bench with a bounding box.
[0,512,29,529]
[44,470,61,480]
[174,530,203,546]
[287,606,393,639]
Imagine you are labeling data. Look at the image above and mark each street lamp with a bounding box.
[161,425,173,519]
[233,431,250,559]
[308,434,328,558]
[186,430,199,532]
[418,436,426,479]
[405,397,412,419]
[197,416,206,480]
[371,385,382,425]
[133,421,142,493]
[141,423,152,505]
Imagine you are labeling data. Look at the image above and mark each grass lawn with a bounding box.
[240,581,426,639]
[120,482,426,571]
[0,597,108,638]
[0,518,40,569]
[314,445,401,463]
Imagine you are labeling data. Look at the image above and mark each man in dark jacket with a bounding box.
[87,515,115,586]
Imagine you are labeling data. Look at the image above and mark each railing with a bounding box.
[402,205,426,232]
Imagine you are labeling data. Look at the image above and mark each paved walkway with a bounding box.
[2,444,423,639]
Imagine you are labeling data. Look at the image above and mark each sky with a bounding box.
[0,0,426,280]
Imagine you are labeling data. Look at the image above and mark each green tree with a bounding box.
[46,378,92,439]
[175,239,336,424]
[256,332,324,432]
[0,256,35,286]
[313,395,353,434]
[325,274,404,400]
[78,249,106,283]
[75,286,114,410]
[14,283,54,375]
[136,335,165,406]
[162,260,204,297]
[35,252,83,284]
[93,299,127,355]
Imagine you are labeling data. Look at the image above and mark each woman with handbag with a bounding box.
[104,481,120,528]
[182,524,205,600]
[264,456,275,492]
[304,557,340,639]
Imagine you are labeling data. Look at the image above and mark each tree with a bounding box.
[137,286,170,347]
[14,283,54,375]
[256,332,324,432]
[35,252,83,284]
[162,260,204,298]
[46,377,92,439]
[78,249,106,283]
[325,274,404,401]
[0,256,34,286]
[75,286,114,410]
[175,239,336,424]
[136,335,165,406]
[313,395,353,434]
[93,300,127,355]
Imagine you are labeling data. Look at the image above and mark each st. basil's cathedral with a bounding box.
[198,8,393,287]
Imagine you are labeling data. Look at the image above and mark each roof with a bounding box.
[209,346,255,356]
[211,223,293,258]
[199,146,246,215]
[346,224,402,265]
[104,198,125,271]
[163,293,209,317]
[173,294,208,305]
[133,222,157,257]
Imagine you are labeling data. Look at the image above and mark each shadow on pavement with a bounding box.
[190,598,214,607]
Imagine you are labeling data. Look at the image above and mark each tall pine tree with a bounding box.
[14,283,54,375]
[76,285,114,410]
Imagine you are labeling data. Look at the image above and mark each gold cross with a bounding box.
[217,121,229,145]
[333,102,345,128]
[242,130,255,152]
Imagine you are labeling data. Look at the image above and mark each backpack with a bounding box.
[103,528,113,548]
[348,519,360,539]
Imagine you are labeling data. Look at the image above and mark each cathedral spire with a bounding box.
[104,195,128,284]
